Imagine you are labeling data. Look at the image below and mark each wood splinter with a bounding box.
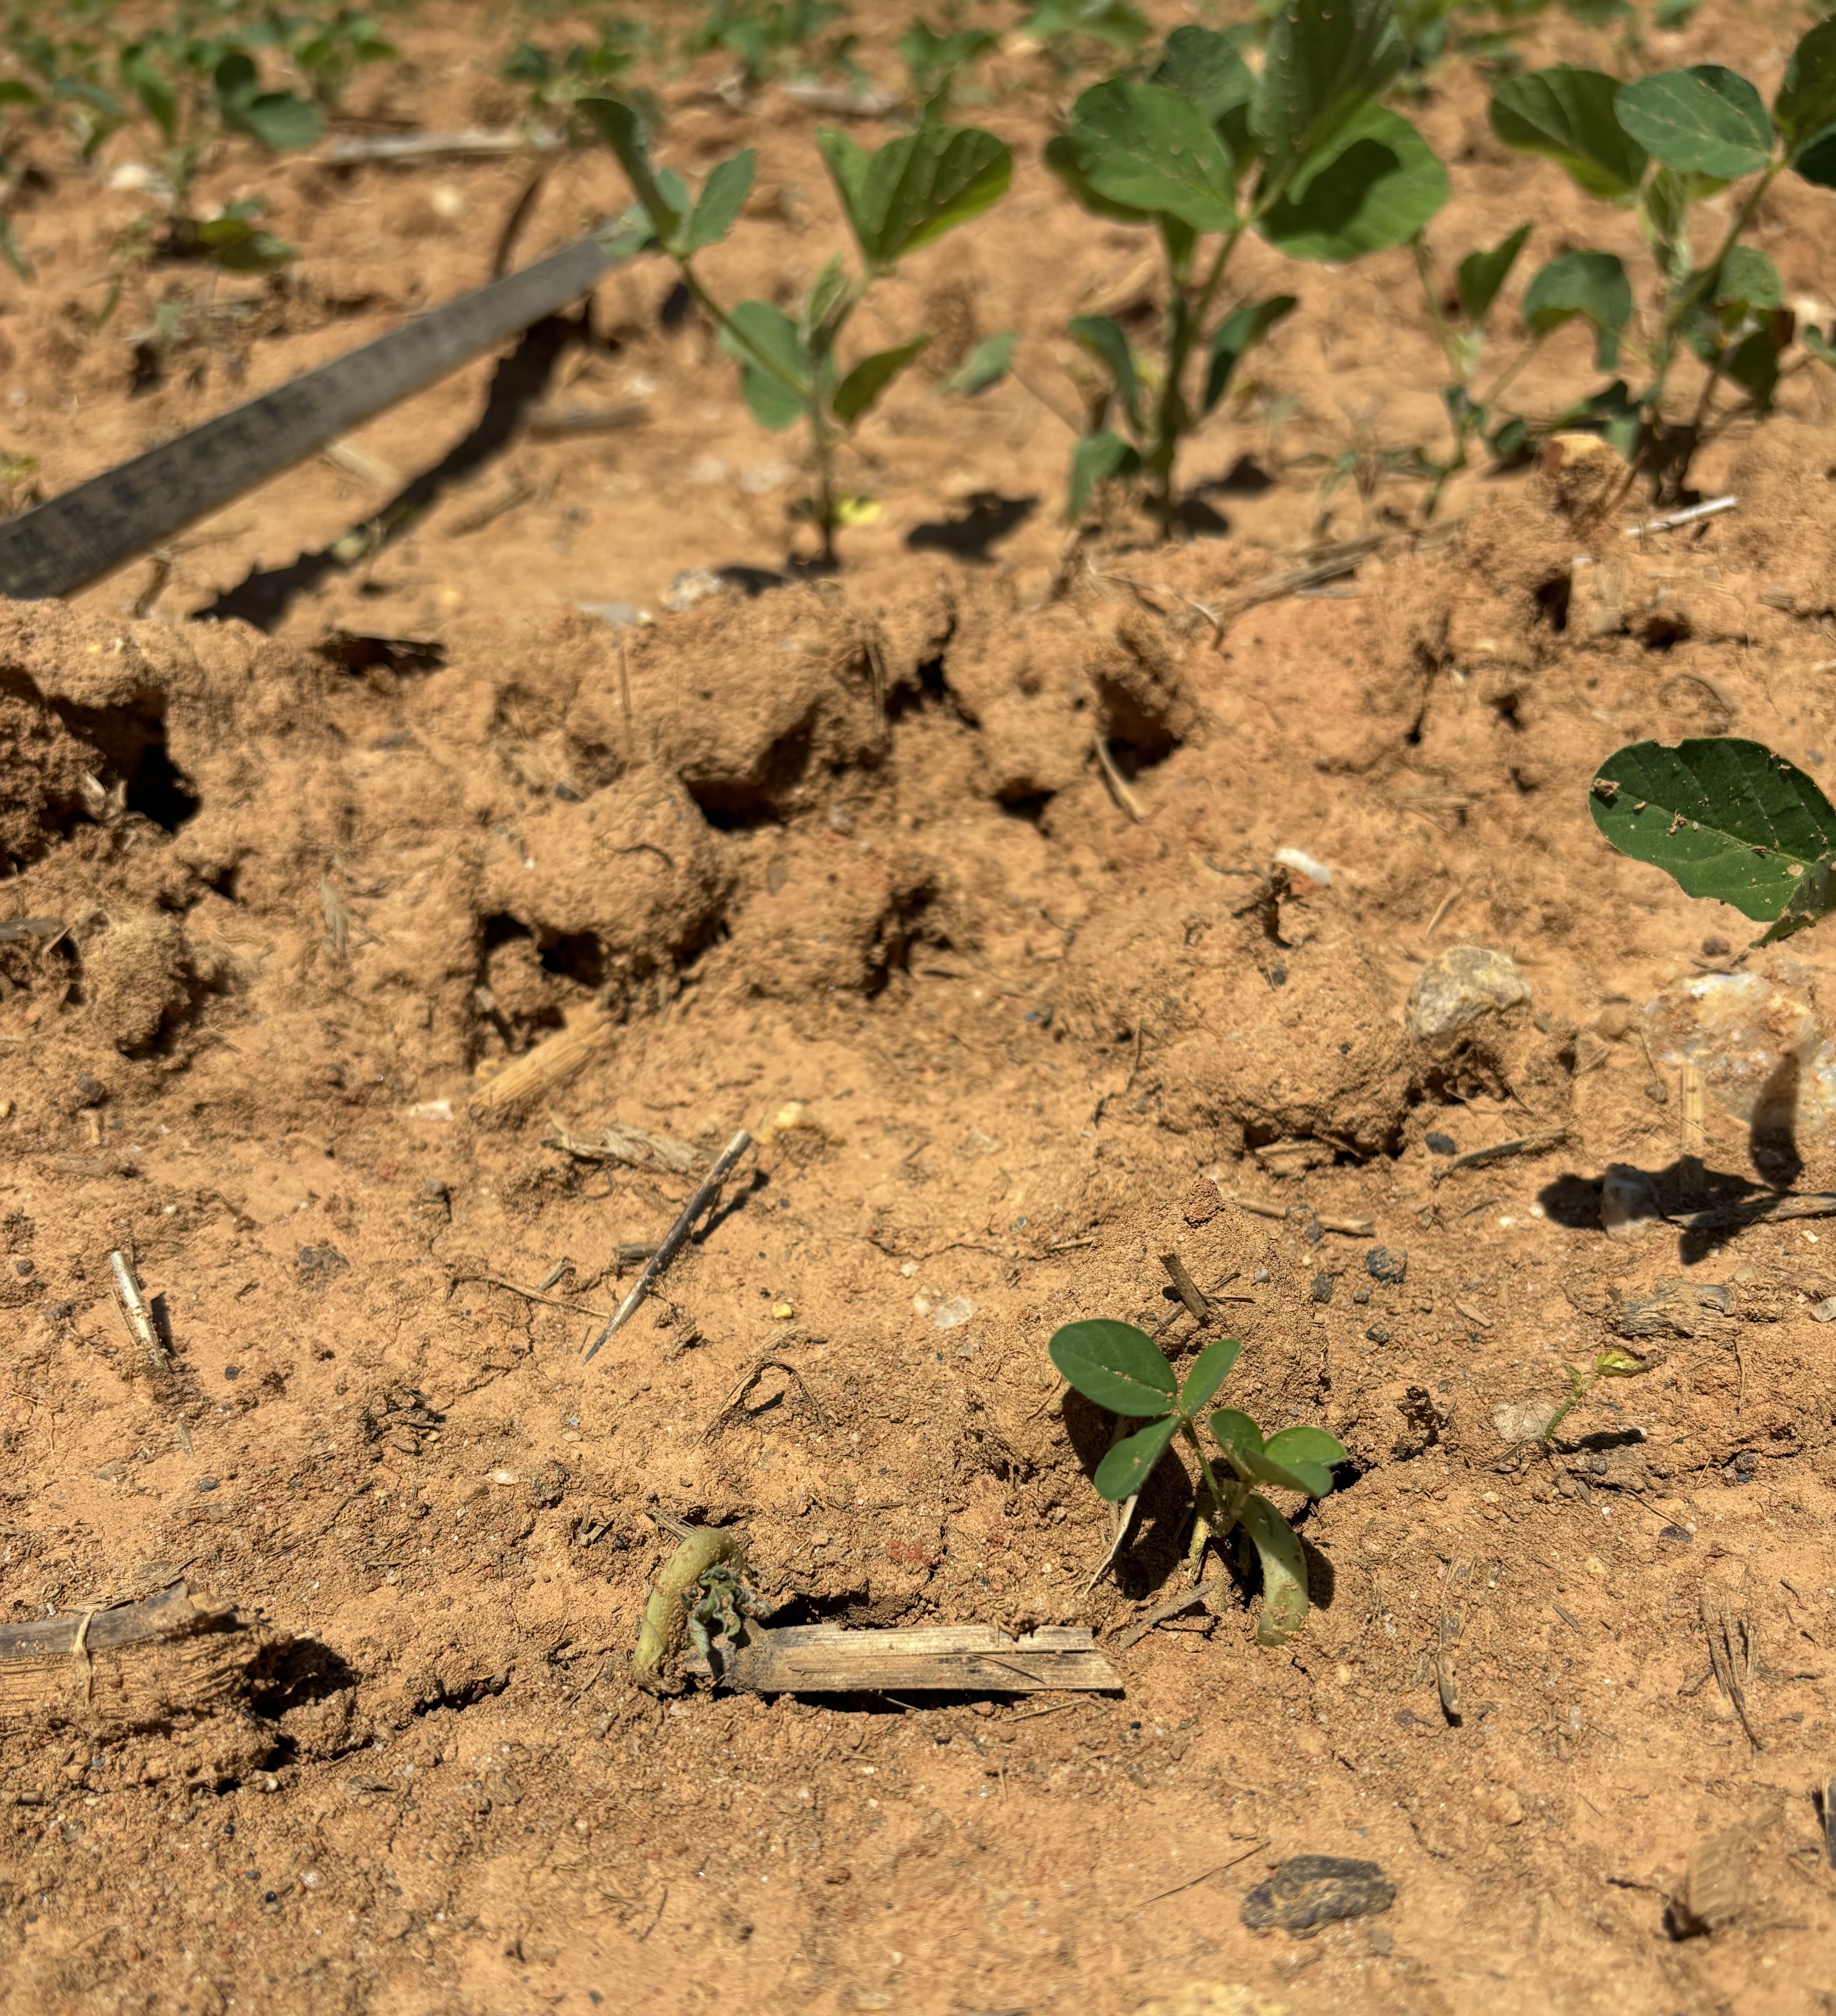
[107,1250,169,1375]
[582,1130,752,1362]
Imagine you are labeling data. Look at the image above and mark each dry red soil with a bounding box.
[1,3,1836,2012]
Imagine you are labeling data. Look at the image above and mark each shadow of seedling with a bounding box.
[1060,1387,1194,1599]
[905,493,1036,561]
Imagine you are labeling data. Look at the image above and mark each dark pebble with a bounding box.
[1242,1854,1395,1936]
[46,1302,72,1321]
[1352,1284,1371,1305]
[12,1258,31,1277]
[1366,1246,1408,1284]
[1365,1325,1390,1344]
[196,1477,219,1492]
[1657,1523,1692,1546]
[223,1365,241,1381]
[1424,1132,1458,1156]
[74,1075,107,1107]
[1310,1272,1335,1305]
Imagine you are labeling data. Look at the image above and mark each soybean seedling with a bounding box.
[1048,1319,1345,1646]
[1591,738,1836,948]
[1540,1344,1651,1446]
[1046,0,1448,534]
[587,96,1011,566]
[686,0,852,92]
[1471,17,1836,500]
[897,19,998,113]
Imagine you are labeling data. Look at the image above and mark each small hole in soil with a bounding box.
[126,740,201,832]
[997,790,1056,827]
[1533,574,1571,632]
[659,280,694,332]
[1639,613,1692,651]
[539,931,605,989]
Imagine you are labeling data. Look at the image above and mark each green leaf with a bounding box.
[1094,1413,1183,1500]
[1804,323,1836,368]
[1775,14,1836,161]
[720,300,809,431]
[0,81,40,108]
[1179,1337,1242,1414]
[944,330,1016,394]
[1067,429,1138,520]
[1047,1318,1178,1415]
[1152,24,1254,122]
[1620,66,1781,183]
[815,125,873,256]
[1589,738,1836,943]
[580,96,682,245]
[1521,250,1631,368]
[832,336,931,425]
[1203,293,1296,412]
[1208,1407,1264,1459]
[1258,104,1447,262]
[1067,313,1143,429]
[1068,79,1237,231]
[1263,1424,1348,1476]
[848,121,1012,266]
[681,150,756,253]
[1456,223,1533,322]
[1490,66,1648,198]
[225,89,323,152]
[0,217,31,283]
[1043,134,1155,225]
[1251,0,1407,189]
[1615,66,1772,180]
[1717,243,1781,311]
[199,212,296,270]
[1238,1491,1310,1646]
[121,53,177,140]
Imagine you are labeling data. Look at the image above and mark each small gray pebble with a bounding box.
[1365,1325,1390,1344]
[1366,1246,1408,1284]
[196,1476,220,1492]
[1424,1131,1457,1156]
[1310,1272,1335,1305]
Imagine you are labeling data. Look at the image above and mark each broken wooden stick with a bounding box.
[0,1584,264,1734]
[723,1623,1121,1694]
[581,1129,752,1361]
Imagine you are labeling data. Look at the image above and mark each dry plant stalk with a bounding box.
[469,1006,616,1120]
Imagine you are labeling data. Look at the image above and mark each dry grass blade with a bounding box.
[546,1116,702,1173]
[1429,1128,1570,1187]
[1701,1588,1763,1752]
[703,1356,830,1441]
[1117,1578,1224,1652]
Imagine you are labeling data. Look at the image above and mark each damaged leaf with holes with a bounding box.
[1591,736,1836,945]
[1049,1319,1343,1645]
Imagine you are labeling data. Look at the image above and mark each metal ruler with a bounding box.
[0,227,632,601]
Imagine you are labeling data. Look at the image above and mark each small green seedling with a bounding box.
[264,8,397,113]
[897,19,998,112]
[1463,16,1836,499]
[116,21,324,269]
[687,0,851,91]
[588,95,1011,565]
[503,20,659,147]
[1046,0,1448,534]
[1591,737,1836,947]
[1048,1318,1345,1646]
[1021,0,1151,79]
[1540,1344,1650,1445]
